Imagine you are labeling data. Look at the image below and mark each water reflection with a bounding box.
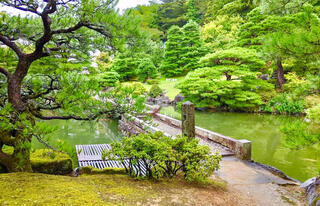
[161,106,320,182]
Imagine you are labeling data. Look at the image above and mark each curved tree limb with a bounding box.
[0,35,24,57]
[0,67,11,78]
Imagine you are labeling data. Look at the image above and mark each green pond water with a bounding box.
[161,106,320,182]
[32,119,123,149]
[31,108,319,182]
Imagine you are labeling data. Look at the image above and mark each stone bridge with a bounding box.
[119,102,251,161]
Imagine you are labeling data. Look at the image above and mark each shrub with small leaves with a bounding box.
[97,71,120,87]
[149,85,163,98]
[102,132,221,182]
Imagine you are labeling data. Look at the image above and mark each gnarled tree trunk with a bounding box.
[276,60,286,89]
[0,58,33,172]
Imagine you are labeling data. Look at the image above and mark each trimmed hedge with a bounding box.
[31,149,73,175]
[0,148,73,175]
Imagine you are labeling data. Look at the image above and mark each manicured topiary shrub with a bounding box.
[0,147,73,175]
[149,85,163,98]
[31,149,73,175]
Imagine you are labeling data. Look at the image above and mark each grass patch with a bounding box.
[160,106,182,120]
[0,172,248,206]
[158,77,185,100]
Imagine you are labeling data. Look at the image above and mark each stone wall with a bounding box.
[154,113,252,161]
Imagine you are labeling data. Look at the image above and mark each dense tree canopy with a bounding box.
[0,0,147,172]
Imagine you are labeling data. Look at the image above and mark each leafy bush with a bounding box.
[264,94,304,114]
[97,71,120,87]
[146,78,160,85]
[281,121,320,149]
[307,104,320,125]
[149,85,163,98]
[137,58,158,82]
[102,132,221,182]
[121,82,147,96]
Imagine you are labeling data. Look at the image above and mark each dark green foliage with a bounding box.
[205,0,256,21]
[111,55,140,81]
[149,85,163,98]
[97,71,120,87]
[137,58,158,82]
[153,0,188,38]
[178,48,273,111]
[103,132,221,182]
[186,0,198,21]
[180,20,206,73]
[160,26,184,76]
[161,21,205,76]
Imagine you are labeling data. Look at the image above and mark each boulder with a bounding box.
[173,94,185,104]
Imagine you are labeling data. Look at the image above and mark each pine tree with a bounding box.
[186,0,198,22]
[160,26,184,77]
[180,20,205,73]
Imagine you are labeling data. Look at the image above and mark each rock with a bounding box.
[301,177,316,188]
[302,176,320,206]
[195,107,207,111]
[173,94,185,104]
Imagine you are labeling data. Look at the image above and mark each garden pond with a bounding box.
[161,106,320,182]
[33,108,319,182]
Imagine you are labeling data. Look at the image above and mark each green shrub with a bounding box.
[264,94,305,114]
[97,71,120,87]
[102,132,221,183]
[146,79,160,85]
[137,58,158,82]
[121,82,147,96]
[0,148,73,174]
[31,149,73,175]
[148,85,163,98]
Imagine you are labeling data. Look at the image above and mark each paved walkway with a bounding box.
[152,117,307,206]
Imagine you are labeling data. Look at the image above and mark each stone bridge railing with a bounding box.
[154,113,252,161]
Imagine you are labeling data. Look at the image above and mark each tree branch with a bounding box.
[0,67,11,77]
[30,109,113,121]
[51,21,86,34]
[24,76,59,100]
[0,35,24,57]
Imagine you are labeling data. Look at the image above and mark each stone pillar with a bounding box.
[181,101,195,138]
[235,140,252,161]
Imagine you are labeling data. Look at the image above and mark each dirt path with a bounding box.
[152,118,307,206]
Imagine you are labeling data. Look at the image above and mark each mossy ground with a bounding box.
[0,172,254,206]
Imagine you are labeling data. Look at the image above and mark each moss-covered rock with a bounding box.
[1,148,73,175]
